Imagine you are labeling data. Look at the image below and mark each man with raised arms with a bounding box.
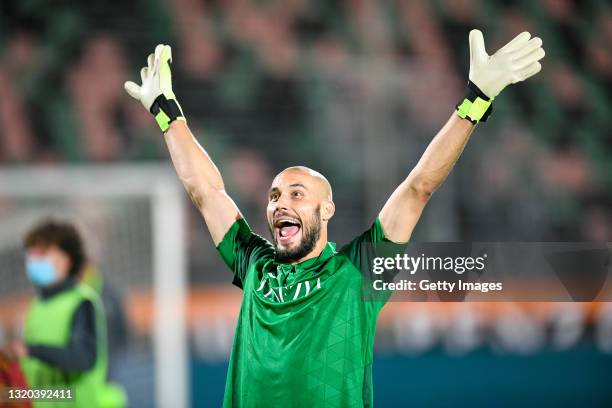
[125,30,544,407]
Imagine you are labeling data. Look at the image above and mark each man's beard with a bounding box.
[271,205,321,263]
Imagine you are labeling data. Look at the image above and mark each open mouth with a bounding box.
[274,217,302,244]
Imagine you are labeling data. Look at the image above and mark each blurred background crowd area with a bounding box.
[1,0,611,247]
[1,1,612,405]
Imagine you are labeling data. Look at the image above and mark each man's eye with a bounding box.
[269,194,279,201]
[292,191,303,198]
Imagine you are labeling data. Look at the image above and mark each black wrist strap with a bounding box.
[455,81,493,124]
[150,95,184,132]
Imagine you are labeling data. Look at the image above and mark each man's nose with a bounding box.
[275,193,291,210]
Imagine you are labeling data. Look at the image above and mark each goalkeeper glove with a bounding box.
[456,30,545,124]
[124,44,185,132]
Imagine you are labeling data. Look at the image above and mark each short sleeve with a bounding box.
[339,218,408,306]
[216,218,275,289]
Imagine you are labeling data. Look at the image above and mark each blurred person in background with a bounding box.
[79,262,129,384]
[0,220,125,408]
[124,24,544,406]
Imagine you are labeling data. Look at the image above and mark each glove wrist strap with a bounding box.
[455,81,493,124]
[150,95,185,132]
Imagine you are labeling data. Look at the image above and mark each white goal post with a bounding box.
[0,164,188,408]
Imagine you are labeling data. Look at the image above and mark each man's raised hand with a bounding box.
[469,29,545,99]
[124,44,185,132]
[456,29,545,124]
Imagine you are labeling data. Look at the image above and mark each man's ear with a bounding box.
[322,201,335,221]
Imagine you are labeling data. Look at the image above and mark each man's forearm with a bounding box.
[164,120,225,206]
[163,120,241,245]
[379,114,474,243]
[405,114,475,197]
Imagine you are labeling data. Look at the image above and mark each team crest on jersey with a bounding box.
[256,264,322,303]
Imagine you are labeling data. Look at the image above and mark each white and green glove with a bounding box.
[456,30,545,124]
[124,44,185,132]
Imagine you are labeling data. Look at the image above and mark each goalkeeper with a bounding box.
[125,30,544,407]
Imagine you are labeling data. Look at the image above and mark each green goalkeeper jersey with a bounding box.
[217,217,406,407]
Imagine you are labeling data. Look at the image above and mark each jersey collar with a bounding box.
[275,242,337,272]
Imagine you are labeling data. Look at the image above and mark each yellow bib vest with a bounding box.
[21,283,123,408]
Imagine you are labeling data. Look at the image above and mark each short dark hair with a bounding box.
[24,219,86,277]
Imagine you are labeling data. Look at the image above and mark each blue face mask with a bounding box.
[26,256,57,287]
